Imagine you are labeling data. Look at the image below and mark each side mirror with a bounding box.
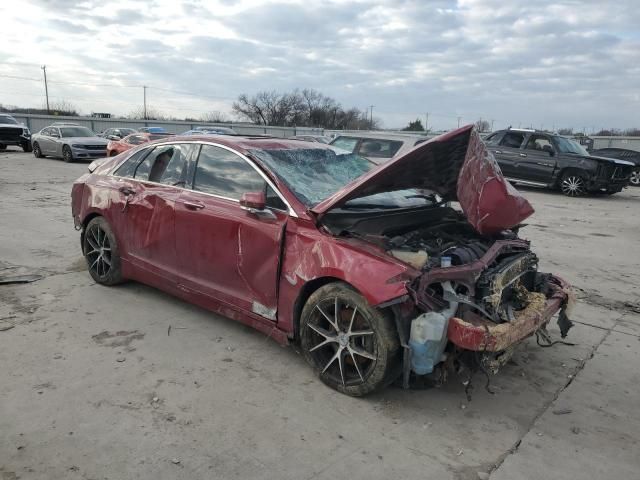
[51,133,60,138]
[240,191,266,211]
[107,135,120,140]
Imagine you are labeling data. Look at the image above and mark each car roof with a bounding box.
[332,132,429,141]
[153,134,334,155]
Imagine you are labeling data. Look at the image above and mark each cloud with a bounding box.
[0,0,639,130]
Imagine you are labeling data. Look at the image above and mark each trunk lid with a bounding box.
[311,126,534,235]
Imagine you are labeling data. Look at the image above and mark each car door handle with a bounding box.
[119,186,135,196]
[519,153,527,157]
[184,201,205,210]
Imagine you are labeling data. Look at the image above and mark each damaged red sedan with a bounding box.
[71,126,574,396]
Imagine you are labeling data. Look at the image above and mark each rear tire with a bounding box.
[62,145,74,163]
[300,282,400,396]
[32,142,43,158]
[83,217,123,286]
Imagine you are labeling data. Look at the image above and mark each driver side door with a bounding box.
[175,144,289,320]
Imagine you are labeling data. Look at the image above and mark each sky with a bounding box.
[0,0,638,131]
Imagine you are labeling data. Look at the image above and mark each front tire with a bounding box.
[22,142,32,153]
[83,217,123,286]
[300,283,400,396]
[62,145,74,163]
[560,171,587,197]
[33,142,43,158]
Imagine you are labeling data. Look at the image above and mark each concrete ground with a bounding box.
[1,148,639,480]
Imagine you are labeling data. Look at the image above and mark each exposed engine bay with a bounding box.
[383,214,542,325]
[323,203,574,387]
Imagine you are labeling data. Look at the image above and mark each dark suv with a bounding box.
[485,128,633,196]
[0,114,32,152]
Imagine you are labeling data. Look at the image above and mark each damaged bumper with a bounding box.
[447,274,574,352]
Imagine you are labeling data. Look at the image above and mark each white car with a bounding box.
[31,125,108,162]
[330,132,431,164]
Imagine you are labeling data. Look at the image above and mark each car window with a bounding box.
[331,136,358,152]
[484,132,501,146]
[499,131,525,148]
[113,148,151,178]
[60,127,94,138]
[358,138,402,159]
[135,144,196,185]
[525,135,553,151]
[193,145,266,200]
[41,128,51,136]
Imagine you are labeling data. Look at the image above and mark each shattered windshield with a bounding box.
[250,147,440,209]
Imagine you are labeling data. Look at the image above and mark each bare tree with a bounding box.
[48,100,79,116]
[127,106,167,121]
[233,89,383,129]
[200,110,230,123]
[475,119,490,132]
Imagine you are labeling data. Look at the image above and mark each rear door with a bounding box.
[110,143,199,281]
[516,133,558,184]
[492,130,527,178]
[175,143,289,319]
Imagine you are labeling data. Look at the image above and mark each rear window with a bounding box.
[330,136,358,153]
[357,138,402,159]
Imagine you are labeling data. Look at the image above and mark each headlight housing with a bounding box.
[22,128,30,136]
[71,144,84,148]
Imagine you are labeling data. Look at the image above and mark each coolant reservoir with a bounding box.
[409,311,448,375]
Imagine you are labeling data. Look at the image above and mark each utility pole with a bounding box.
[41,65,50,114]
[424,112,429,132]
[143,85,147,120]
[491,119,495,132]
[369,105,374,130]
[457,116,461,128]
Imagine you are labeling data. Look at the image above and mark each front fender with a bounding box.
[277,221,412,335]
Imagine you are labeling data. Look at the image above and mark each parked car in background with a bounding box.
[330,132,429,164]
[0,113,32,152]
[181,126,237,136]
[106,132,174,157]
[590,147,640,186]
[71,126,572,396]
[98,127,137,140]
[485,128,634,196]
[291,134,331,144]
[138,127,167,134]
[31,125,107,162]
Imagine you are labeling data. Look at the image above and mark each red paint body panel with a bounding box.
[276,218,411,334]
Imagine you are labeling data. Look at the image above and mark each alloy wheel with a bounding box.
[561,175,586,196]
[85,224,112,279]
[306,297,377,386]
[630,169,640,186]
[63,146,73,162]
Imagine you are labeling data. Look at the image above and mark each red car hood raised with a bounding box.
[311,125,534,235]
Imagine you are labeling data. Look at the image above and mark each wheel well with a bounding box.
[292,276,344,342]
[555,167,588,186]
[80,213,101,254]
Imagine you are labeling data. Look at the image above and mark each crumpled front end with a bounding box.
[447,274,574,352]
